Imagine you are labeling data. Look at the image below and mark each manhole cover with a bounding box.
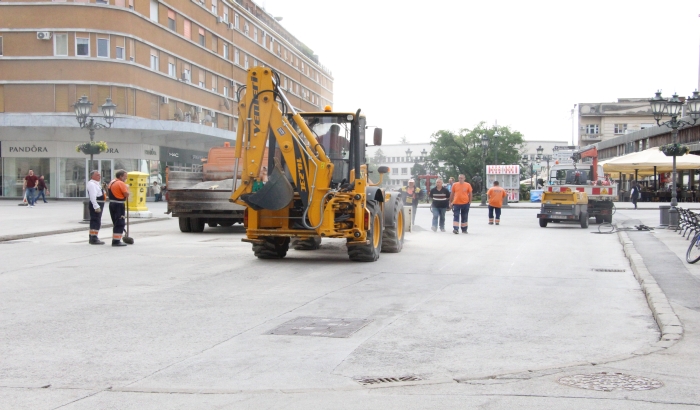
[558,372,663,391]
[356,375,422,385]
[592,268,626,272]
[266,317,372,338]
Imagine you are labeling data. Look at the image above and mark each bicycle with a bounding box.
[687,230,700,263]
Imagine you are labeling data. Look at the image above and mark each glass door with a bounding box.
[99,159,113,192]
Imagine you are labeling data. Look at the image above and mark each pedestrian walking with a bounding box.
[631,181,640,210]
[152,181,162,202]
[107,169,131,247]
[34,176,49,203]
[86,170,106,245]
[445,177,455,193]
[487,181,508,225]
[449,174,473,234]
[429,178,450,232]
[23,170,39,208]
[399,179,422,224]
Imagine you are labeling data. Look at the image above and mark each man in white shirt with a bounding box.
[86,170,106,245]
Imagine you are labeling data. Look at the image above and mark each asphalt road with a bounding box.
[1,206,697,409]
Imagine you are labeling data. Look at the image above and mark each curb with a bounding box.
[616,227,684,351]
[0,217,170,243]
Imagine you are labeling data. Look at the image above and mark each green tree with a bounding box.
[429,122,524,182]
[410,160,427,178]
[372,148,385,164]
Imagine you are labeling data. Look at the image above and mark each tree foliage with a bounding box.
[410,160,427,178]
[429,122,525,181]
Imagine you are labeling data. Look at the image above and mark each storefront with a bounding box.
[0,141,160,199]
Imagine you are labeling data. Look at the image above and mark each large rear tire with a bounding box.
[595,215,603,224]
[292,236,321,250]
[539,218,548,228]
[190,217,205,232]
[580,212,589,229]
[178,217,192,232]
[348,200,383,262]
[253,237,290,259]
[381,195,404,253]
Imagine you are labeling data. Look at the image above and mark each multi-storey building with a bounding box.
[366,143,433,187]
[0,0,333,198]
[578,98,657,146]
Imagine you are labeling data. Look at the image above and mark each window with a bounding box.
[76,36,89,57]
[211,0,217,14]
[0,36,2,56]
[54,34,68,56]
[234,48,239,65]
[244,55,248,69]
[253,59,258,67]
[244,23,249,36]
[283,77,287,89]
[223,86,228,97]
[184,20,191,39]
[149,0,158,21]
[301,61,304,71]
[585,124,599,134]
[150,50,159,70]
[614,124,627,134]
[234,13,239,29]
[168,57,176,77]
[211,36,217,52]
[223,7,229,23]
[116,46,124,60]
[167,10,176,30]
[392,168,398,175]
[199,28,205,46]
[211,76,217,92]
[183,67,191,82]
[97,38,109,58]
[402,168,407,175]
[254,28,258,42]
[223,43,228,59]
[198,70,205,87]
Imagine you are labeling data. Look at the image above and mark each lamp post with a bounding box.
[536,145,544,187]
[73,95,117,171]
[648,90,700,229]
[480,133,489,206]
[493,127,500,166]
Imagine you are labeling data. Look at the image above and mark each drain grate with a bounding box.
[559,372,663,392]
[356,375,422,385]
[266,317,372,338]
[592,268,626,272]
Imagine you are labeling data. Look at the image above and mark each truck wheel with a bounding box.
[595,215,603,224]
[348,200,383,262]
[253,237,290,259]
[580,212,589,229]
[381,195,404,253]
[190,218,205,233]
[539,218,548,228]
[292,236,321,250]
[178,217,192,232]
[603,215,613,223]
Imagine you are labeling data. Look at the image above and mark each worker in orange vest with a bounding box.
[487,180,508,225]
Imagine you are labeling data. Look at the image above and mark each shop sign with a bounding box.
[487,165,520,175]
[1,141,57,157]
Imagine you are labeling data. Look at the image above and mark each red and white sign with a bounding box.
[487,165,520,175]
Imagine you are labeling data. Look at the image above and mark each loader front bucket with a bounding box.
[240,162,294,211]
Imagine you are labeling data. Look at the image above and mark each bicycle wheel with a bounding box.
[686,233,700,264]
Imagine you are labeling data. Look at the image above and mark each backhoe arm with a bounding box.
[230,67,334,226]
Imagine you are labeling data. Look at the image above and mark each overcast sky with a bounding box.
[260,0,699,145]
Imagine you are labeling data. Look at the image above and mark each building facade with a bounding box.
[366,143,433,187]
[0,0,332,198]
[578,98,657,146]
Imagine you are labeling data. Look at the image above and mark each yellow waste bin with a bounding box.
[126,171,149,212]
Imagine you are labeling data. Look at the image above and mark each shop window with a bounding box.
[76,36,89,57]
[59,158,87,198]
[97,38,109,58]
[54,34,68,56]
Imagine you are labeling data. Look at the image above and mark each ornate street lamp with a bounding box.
[649,90,700,229]
[493,127,500,166]
[72,95,117,171]
[480,133,489,206]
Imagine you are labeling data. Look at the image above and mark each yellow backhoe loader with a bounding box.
[230,67,405,261]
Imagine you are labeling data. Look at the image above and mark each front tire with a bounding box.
[687,234,700,264]
[178,217,191,232]
[580,212,589,229]
[253,237,290,259]
[381,195,404,253]
[539,218,548,228]
[292,236,321,250]
[348,200,383,262]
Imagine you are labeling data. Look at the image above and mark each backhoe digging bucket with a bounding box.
[240,160,294,211]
